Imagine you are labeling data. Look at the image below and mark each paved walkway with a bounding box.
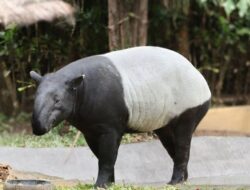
[0,137,250,185]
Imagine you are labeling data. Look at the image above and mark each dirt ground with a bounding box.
[194,129,250,137]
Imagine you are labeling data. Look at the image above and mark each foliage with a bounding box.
[0,113,11,132]
[149,0,250,104]
[0,0,108,115]
[198,0,250,18]
[193,0,250,99]
[0,0,249,116]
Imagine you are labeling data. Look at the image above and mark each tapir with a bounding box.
[30,46,211,187]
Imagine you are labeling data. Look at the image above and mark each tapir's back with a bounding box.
[102,46,211,131]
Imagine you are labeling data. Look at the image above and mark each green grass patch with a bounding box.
[0,130,154,148]
[55,184,178,190]
[55,184,250,190]
[0,112,87,147]
[0,130,153,148]
[0,124,86,148]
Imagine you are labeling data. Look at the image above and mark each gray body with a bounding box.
[30,46,211,187]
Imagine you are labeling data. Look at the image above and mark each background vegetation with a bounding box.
[0,0,249,144]
[1,0,250,117]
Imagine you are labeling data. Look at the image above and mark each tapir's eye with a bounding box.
[54,96,60,104]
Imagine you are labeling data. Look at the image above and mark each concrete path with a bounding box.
[0,136,250,185]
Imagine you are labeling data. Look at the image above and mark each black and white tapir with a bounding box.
[30,46,211,187]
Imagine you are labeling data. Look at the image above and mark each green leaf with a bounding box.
[237,0,250,17]
[199,66,220,73]
[221,0,236,17]
[3,70,10,77]
[17,84,35,92]
[237,27,250,36]
[200,0,207,4]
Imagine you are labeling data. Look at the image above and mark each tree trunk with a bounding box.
[162,0,190,59]
[178,22,190,59]
[0,62,19,115]
[215,61,229,100]
[108,0,148,50]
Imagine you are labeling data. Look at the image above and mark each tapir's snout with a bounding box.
[31,114,48,136]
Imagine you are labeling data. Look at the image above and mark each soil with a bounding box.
[194,129,250,137]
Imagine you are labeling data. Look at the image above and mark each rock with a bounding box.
[0,164,11,182]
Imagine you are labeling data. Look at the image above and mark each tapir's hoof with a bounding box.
[94,184,106,189]
[168,178,186,185]
[94,182,110,189]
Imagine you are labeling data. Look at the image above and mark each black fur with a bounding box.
[154,99,210,184]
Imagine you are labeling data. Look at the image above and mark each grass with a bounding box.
[1,183,249,190]
[0,129,154,148]
[0,113,87,147]
[0,124,87,148]
[55,184,178,190]
[54,184,250,190]
[0,130,86,148]
[0,183,178,190]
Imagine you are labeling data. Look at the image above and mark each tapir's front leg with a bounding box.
[94,127,123,188]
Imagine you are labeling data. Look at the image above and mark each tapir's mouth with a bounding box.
[32,120,49,136]
[32,115,50,136]
[33,127,48,136]
[32,109,62,136]
[33,121,56,136]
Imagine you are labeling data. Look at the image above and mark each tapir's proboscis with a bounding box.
[30,46,211,187]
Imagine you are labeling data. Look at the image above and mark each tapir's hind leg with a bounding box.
[154,100,210,184]
[154,123,175,161]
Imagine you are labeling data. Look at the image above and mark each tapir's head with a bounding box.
[30,71,84,136]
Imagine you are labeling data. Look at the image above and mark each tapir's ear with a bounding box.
[30,71,42,83]
[70,74,85,90]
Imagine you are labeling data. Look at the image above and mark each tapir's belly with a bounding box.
[103,47,211,131]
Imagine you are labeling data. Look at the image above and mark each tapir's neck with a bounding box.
[59,56,121,127]
[67,86,82,126]
[56,55,104,80]
[57,55,127,131]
